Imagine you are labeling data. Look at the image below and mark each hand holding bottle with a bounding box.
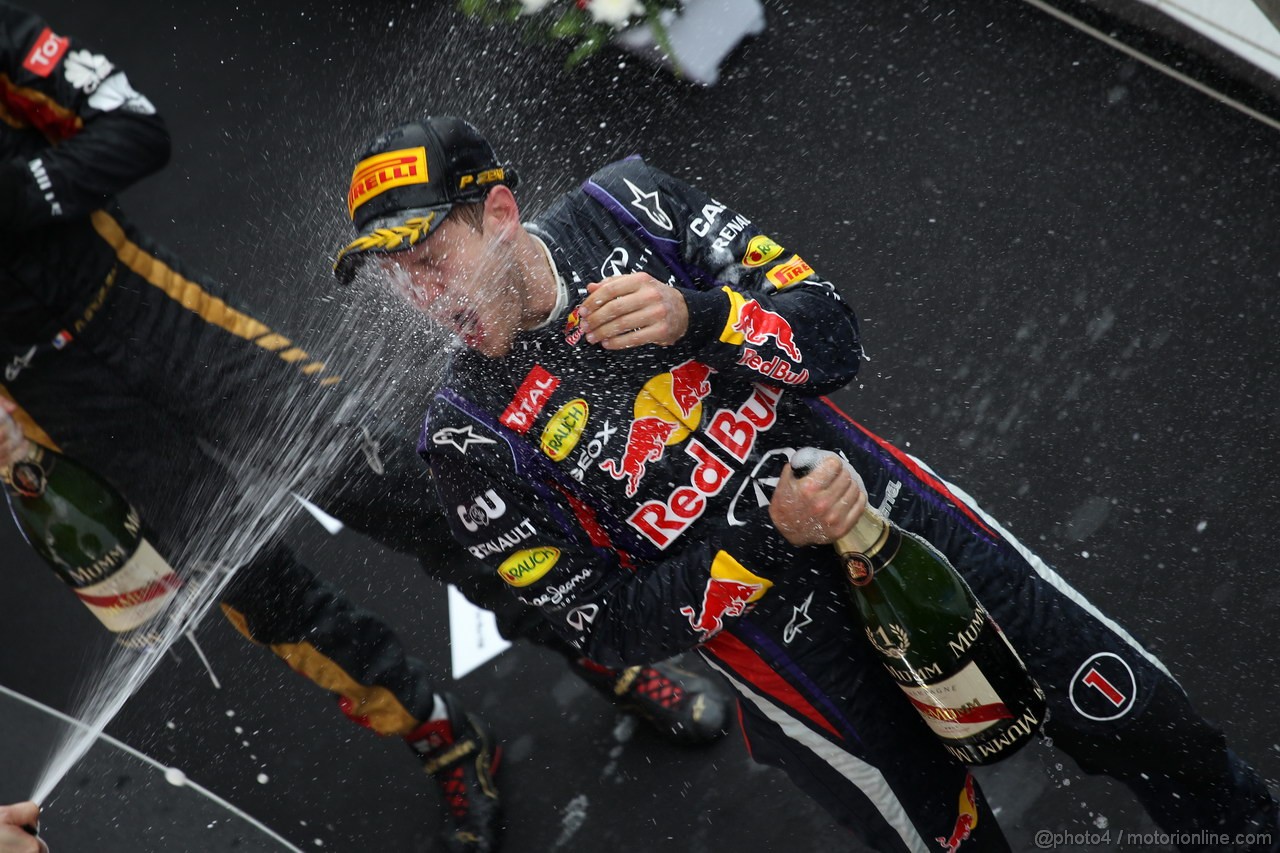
[788,447,1046,765]
[769,451,867,547]
[1,427,183,644]
[0,802,47,853]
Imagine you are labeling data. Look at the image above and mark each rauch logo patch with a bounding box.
[498,547,561,588]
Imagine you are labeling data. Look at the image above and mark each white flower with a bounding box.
[518,0,555,13]
[586,0,646,28]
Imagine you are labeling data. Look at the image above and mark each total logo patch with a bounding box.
[23,27,69,77]
[498,547,561,588]
[541,399,589,462]
[1068,652,1137,721]
[500,364,560,434]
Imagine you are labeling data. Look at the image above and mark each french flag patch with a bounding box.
[52,330,72,349]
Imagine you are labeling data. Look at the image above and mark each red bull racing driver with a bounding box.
[333,116,1280,852]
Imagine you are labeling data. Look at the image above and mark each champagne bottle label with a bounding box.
[69,538,182,632]
[898,660,1013,740]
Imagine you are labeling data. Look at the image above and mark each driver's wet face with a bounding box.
[378,214,523,357]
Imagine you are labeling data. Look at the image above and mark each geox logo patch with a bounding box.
[347,146,428,218]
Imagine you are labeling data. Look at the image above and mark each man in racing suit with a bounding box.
[0,8,728,852]
[334,116,1280,852]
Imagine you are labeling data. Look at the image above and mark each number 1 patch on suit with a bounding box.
[1069,652,1137,721]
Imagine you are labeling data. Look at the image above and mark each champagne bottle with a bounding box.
[791,448,1046,765]
[2,436,182,649]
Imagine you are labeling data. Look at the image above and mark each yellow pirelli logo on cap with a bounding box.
[347,146,429,219]
[498,547,561,588]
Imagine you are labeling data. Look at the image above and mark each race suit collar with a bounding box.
[527,230,567,330]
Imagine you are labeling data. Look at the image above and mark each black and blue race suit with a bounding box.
[422,156,1279,852]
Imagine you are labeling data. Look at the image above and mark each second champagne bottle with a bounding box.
[789,447,1045,765]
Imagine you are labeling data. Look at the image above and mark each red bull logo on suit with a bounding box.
[598,359,716,497]
[678,551,772,640]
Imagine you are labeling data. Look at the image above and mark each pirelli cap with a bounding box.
[333,117,517,284]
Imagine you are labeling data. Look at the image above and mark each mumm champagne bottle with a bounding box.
[791,448,1045,765]
[2,437,181,649]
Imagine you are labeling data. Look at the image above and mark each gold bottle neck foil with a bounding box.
[832,507,890,585]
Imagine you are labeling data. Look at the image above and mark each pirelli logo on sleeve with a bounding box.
[765,255,815,290]
[347,146,428,219]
